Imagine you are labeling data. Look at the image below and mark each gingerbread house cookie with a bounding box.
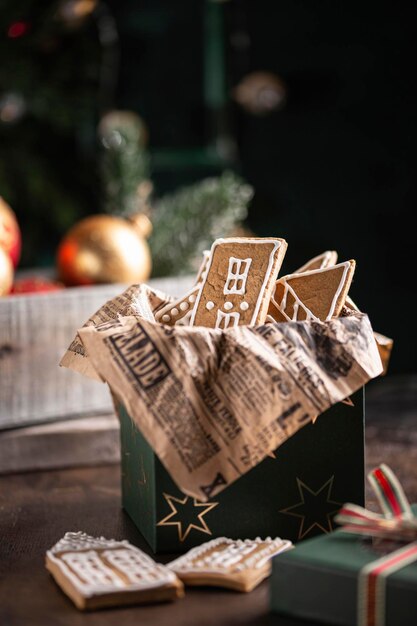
[46,531,183,610]
[168,536,292,592]
[294,250,338,273]
[268,260,356,323]
[189,237,287,329]
[155,251,210,326]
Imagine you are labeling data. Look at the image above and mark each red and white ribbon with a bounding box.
[358,541,417,626]
[335,464,417,626]
[336,464,417,542]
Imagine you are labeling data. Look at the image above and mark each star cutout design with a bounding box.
[279,476,341,540]
[157,493,219,542]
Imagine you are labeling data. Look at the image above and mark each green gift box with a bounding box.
[270,512,417,626]
[118,388,365,553]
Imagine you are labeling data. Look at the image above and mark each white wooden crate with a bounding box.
[0,275,193,430]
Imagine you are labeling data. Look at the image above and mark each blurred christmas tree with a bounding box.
[98,110,150,216]
[0,0,251,276]
[97,112,253,276]
[150,172,253,276]
[0,0,117,266]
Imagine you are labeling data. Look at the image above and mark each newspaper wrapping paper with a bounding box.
[60,284,170,381]
[61,284,383,502]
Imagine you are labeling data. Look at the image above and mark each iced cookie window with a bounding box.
[223,257,252,295]
[216,310,240,329]
[103,549,166,584]
[61,551,121,587]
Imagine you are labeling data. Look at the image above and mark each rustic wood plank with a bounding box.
[0,275,194,430]
[0,413,120,474]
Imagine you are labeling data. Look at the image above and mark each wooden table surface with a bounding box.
[1,375,416,626]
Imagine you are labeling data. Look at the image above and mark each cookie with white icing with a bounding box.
[193,249,210,285]
[46,531,184,610]
[155,286,199,326]
[294,250,338,273]
[189,237,287,329]
[168,536,292,592]
[155,251,210,326]
[268,260,356,323]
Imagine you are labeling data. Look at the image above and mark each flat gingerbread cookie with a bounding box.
[190,237,287,329]
[46,531,183,610]
[155,251,210,326]
[294,250,338,273]
[268,260,355,322]
[168,536,292,592]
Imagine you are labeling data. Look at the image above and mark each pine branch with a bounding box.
[149,171,253,277]
[98,111,150,216]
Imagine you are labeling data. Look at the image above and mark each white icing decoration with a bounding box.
[295,250,337,274]
[240,302,249,311]
[292,302,299,320]
[46,532,177,597]
[155,286,199,323]
[189,238,284,327]
[326,262,350,319]
[223,257,252,295]
[194,250,211,285]
[275,282,318,322]
[224,301,233,310]
[176,310,192,326]
[216,310,240,329]
[102,549,173,585]
[49,532,127,553]
[61,551,124,588]
[168,536,292,576]
[206,301,215,310]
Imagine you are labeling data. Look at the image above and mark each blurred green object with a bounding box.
[96,111,251,278]
[149,171,253,277]
[0,0,104,267]
[98,110,150,216]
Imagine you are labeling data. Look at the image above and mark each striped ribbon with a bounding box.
[335,464,417,626]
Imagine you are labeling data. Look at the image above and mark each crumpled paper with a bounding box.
[61,284,383,501]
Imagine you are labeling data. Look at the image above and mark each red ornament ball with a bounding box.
[0,197,21,268]
[11,277,64,295]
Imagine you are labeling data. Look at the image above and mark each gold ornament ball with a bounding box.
[0,196,22,268]
[0,246,14,296]
[57,214,152,286]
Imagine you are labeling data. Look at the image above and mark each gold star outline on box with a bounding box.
[279,476,341,540]
[157,493,219,542]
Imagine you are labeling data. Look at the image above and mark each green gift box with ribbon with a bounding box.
[118,389,365,553]
[270,465,417,626]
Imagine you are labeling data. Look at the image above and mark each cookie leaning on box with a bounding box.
[268,260,356,323]
[294,249,338,273]
[46,532,184,610]
[154,250,210,326]
[156,237,287,328]
[168,537,293,592]
[190,237,287,328]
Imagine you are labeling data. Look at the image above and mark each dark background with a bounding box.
[0,0,415,372]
